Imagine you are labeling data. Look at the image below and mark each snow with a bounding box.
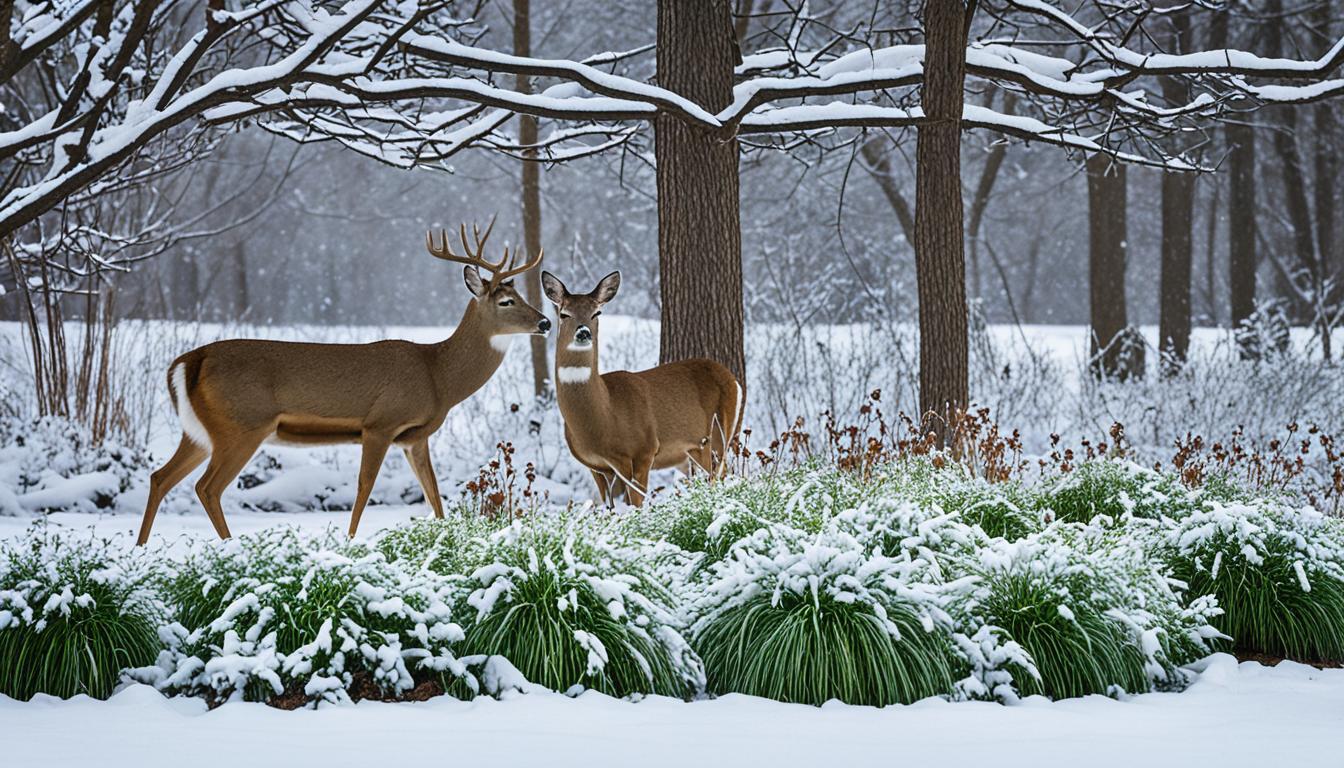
[1,654,1341,767]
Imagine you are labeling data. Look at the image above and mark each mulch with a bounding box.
[1234,649,1343,669]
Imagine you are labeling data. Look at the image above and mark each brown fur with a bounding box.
[543,271,743,506]
[136,235,548,545]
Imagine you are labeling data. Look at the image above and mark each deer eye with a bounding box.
[560,311,572,319]
[497,299,514,307]
[592,311,602,318]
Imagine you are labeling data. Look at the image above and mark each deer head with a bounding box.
[542,270,620,356]
[426,217,550,340]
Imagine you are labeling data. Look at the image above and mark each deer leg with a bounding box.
[137,435,208,546]
[589,470,611,506]
[627,455,654,508]
[403,440,445,519]
[348,433,393,538]
[195,429,270,541]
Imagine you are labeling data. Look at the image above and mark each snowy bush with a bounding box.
[1042,460,1204,525]
[0,526,161,700]
[1164,500,1344,661]
[457,516,704,699]
[960,531,1223,700]
[0,416,145,514]
[687,522,964,706]
[141,527,475,706]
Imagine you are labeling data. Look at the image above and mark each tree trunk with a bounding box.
[1157,12,1194,374]
[1209,13,1257,358]
[514,0,549,397]
[1087,155,1140,379]
[1227,121,1257,357]
[1313,0,1338,360]
[913,0,969,438]
[1159,168,1195,373]
[655,0,745,382]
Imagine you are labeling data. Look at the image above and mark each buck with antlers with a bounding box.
[136,220,547,544]
[541,271,743,506]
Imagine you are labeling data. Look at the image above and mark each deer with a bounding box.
[136,220,549,545]
[540,270,743,507]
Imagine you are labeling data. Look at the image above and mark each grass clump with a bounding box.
[0,527,161,700]
[1165,501,1344,661]
[1044,460,1210,525]
[374,513,493,575]
[459,516,703,698]
[965,534,1222,700]
[688,524,960,706]
[147,527,473,705]
[652,465,854,563]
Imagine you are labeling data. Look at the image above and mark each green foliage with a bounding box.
[968,531,1221,700]
[0,529,160,700]
[695,592,957,706]
[459,518,702,698]
[978,570,1148,699]
[153,527,471,705]
[689,523,962,707]
[654,467,835,562]
[1166,502,1344,661]
[374,514,492,575]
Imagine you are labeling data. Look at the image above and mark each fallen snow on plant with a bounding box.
[1,654,1340,768]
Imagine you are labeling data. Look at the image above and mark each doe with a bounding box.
[542,270,743,506]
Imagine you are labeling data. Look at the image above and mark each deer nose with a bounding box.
[575,325,592,343]
[537,317,551,334]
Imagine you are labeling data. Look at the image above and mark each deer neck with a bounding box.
[433,300,506,407]
[555,340,610,419]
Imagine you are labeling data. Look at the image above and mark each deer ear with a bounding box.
[592,271,621,304]
[541,270,567,305]
[463,265,487,297]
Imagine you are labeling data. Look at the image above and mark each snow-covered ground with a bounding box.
[3,654,1340,768]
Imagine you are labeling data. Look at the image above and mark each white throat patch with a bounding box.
[490,336,513,353]
[557,366,592,384]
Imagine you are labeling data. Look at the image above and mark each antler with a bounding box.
[424,215,543,285]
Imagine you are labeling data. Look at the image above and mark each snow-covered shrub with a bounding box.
[458,516,703,698]
[0,416,145,513]
[1043,460,1226,525]
[0,526,161,700]
[1164,500,1344,661]
[652,467,838,564]
[144,527,473,706]
[375,514,494,575]
[962,531,1223,700]
[688,523,963,706]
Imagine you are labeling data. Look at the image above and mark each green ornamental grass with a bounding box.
[978,570,1148,699]
[0,531,160,701]
[1166,503,1344,661]
[695,592,957,706]
[459,519,702,698]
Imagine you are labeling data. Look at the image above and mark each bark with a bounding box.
[1158,12,1195,374]
[1265,0,1327,357]
[913,0,969,438]
[1087,155,1141,380]
[1227,121,1258,357]
[655,0,745,381]
[514,0,548,397]
[1211,12,1257,358]
[1313,0,1339,355]
[1159,168,1195,373]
